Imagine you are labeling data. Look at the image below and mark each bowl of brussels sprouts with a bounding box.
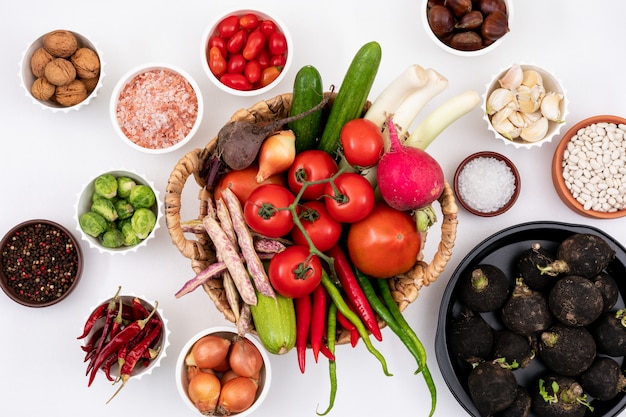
[74,169,162,254]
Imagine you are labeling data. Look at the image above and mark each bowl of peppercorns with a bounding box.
[0,219,83,307]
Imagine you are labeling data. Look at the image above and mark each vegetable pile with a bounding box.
[175,41,479,415]
[448,233,626,417]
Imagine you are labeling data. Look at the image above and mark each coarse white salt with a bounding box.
[457,156,516,213]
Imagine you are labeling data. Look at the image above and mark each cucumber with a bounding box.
[317,41,382,156]
[250,291,296,355]
[289,65,324,153]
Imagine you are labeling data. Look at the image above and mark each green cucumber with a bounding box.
[289,65,324,153]
[318,41,382,156]
[250,291,296,355]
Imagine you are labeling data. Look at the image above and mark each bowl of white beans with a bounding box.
[552,115,626,219]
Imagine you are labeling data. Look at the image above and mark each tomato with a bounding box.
[242,29,265,61]
[244,60,262,84]
[208,35,227,58]
[269,54,287,67]
[259,19,277,36]
[213,165,286,205]
[268,31,288,55]
[227,29,247,54]
[268,245,322,298]
[244,184,295,238]
[256,49,270,69]
[217,15,240,38]
[291,201,342,252]
[220,73,252,91]
[239,13,259,30]
[287,150,338,201]
[227,54,246,74]
[340,118,385,167]
[347,202,421,279]
[259,66,282,88]
[207,46,226,77]
[324,173,375,223]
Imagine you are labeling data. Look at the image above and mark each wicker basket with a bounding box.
[165,93,459,345]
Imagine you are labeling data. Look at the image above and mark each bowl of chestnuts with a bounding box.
[424,0,513,56]
[19,29,104,112]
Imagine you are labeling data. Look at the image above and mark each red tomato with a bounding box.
[259,66,282,87]
[256,49,270,69]
[268,31,288,55]
[207,46,226,77]
[244,184,295,238]
[242,29,265,61]
[220,73,252,91]
[340,118,385,167]
[227,29,247,54]
[347,203,421,279]
[218,15,240,38]
[244,60,262,84]
[291,201,342,252]
[269,54,287,67]
[227,54,246,74]
[287,150,338,201]
[259,19,277,36]
[239,13,259,30]
[208,35,227,58]
[324,173,375,223]
[213,165,286,205]
[268,245,322,298]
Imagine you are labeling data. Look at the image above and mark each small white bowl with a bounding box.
[110,63,203,154]
[200,8,293,96]
[423,0,513,57]
[18,29,105,112]
[74,169,162,255]
[175,326,272,417]
[483,63,569,149]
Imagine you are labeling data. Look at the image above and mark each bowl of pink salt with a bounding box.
[453,151,520,217]
[110,63,204,154]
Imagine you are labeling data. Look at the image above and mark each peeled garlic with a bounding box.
[508,110,527,128]
[540,91,564,122]
[486,88,515,115]
[520,116,549,142]
[516,85,541,114]
[491,106,522,139]
[498,64,523,90]
[521,69,544,88]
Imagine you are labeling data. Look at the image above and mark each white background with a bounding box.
[1,1,625,416]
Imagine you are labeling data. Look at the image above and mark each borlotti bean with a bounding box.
[561,122,626,212]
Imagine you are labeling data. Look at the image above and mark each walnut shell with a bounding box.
[43,30,78,58]
[80,76,99,94]
[31,77,56,101]
[44,58,76,86]
[30,47,54,78]
[55,79,87,106]
[70,47,100,79]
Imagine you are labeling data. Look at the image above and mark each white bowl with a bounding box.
[110,63,203,154]
[74,169,162,255]
[200,8,293,96]
[18,29,105,112]
[483,63,569,149]
[175,326,272,417]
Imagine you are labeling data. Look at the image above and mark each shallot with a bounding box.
[187,371,221,414]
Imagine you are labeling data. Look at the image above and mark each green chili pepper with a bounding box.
[317,302,337,416]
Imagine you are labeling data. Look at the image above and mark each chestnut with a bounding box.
[455,10,483,30]
[445,0,473,17]
[478,0,507,15]
[481,10,509,42]
[428,4,456,37]
[449,31,483,51]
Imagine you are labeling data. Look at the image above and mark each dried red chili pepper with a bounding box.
[77,303,107,340]
[131,297,149,318]
[295,293,312,374]
[310,283,327,362]
[86,287,122,374]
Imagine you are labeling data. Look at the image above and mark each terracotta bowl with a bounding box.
[551,115,626,219]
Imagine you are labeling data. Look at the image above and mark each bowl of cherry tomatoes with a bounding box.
[201,8,292,96]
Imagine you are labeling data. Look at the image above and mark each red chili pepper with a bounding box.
[242,29,265,61]
[109,297,124,339]
[295,293,312,374]
[207,46,227,77]
[327,245,382,342]
[220,73,252,91]
[77,303,107,340]
[336,309,359,347]
[102,352,119,382]
[82,327,104,355]
[310,283,327,362]
[131,297,149,318]
[87,289,122,374]
[259,66,282,88]
[319,343,336,361]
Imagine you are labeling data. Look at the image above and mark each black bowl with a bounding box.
[436,221,626,417]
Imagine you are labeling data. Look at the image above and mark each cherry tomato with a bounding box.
[256,49,270,69]
[218,15,239,38]
[244,184,295,238]
[239,13,259,30]
[291,201,342,252]
[207,46,227,77]
[287,150,338,201]
[242,29,265,61]
[244,60,262,84]
[208,35,227,58]
[269,245,322,298]
[269,54,287,67]
[227,54,246,74]
[347,202,421,279]
[213,165,286,205]
[324,173,375,223]
[259,19,277,36]
[227,29,247,54]
[268,31,288,55]
[340,118,385,167]
[220,73,252,91]
[259,66,282,88]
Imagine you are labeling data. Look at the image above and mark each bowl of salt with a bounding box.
[453,151,520,217]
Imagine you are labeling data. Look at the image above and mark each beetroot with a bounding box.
[538,323,596,376]
[376,116,444,211]
[459,264,510,312]
[548,275,603,327]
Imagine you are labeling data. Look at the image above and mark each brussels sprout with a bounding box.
[91,198,119,222]
[101,229,125,248]
[120,220,141,247]
[114,199,134,220]
[131,208,156,239]
[79,211,108,237]
[129,184,156,209]
[94,174,118,199]
[117,176,137,199]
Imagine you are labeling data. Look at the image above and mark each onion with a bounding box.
[217,376,259,415]
[220,369,239,385]
[255,130,296,183]
[187,371,221,414]
[229,338,264,379]
[188,335,231,369]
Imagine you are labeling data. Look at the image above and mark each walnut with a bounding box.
[43,30,78,58]
[70,47,100,79]
[44,58,76,86]
[55,79,87,106]
[80,76,99,94]
[30,47,54,78]
[31,77,56,101]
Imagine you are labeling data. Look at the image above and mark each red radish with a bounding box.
[376,116,444,211]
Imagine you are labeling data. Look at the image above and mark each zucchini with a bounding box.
[289,65,324,153]
[318,41,382,156]
[250,291,296,355]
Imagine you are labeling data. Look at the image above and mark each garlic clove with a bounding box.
[520,116,549,142]
[521,110,543,125]
[508,110,527,128]
[486,88,516,115]
[521,69,544,89]
[540,91,564,122]
[498,64,523,90]
[491,107,522,139]
[516,85,541,114]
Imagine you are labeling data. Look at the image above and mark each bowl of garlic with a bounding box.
[483,63,568,149]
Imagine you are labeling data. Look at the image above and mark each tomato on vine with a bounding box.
[291,201,342,252]
[243,184,295,238]
[268,245,322,298]
[287,150,338,200]
[324,172,375,223]
[340,118,385,167]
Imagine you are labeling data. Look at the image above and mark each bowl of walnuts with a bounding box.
[19,29,104,112]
